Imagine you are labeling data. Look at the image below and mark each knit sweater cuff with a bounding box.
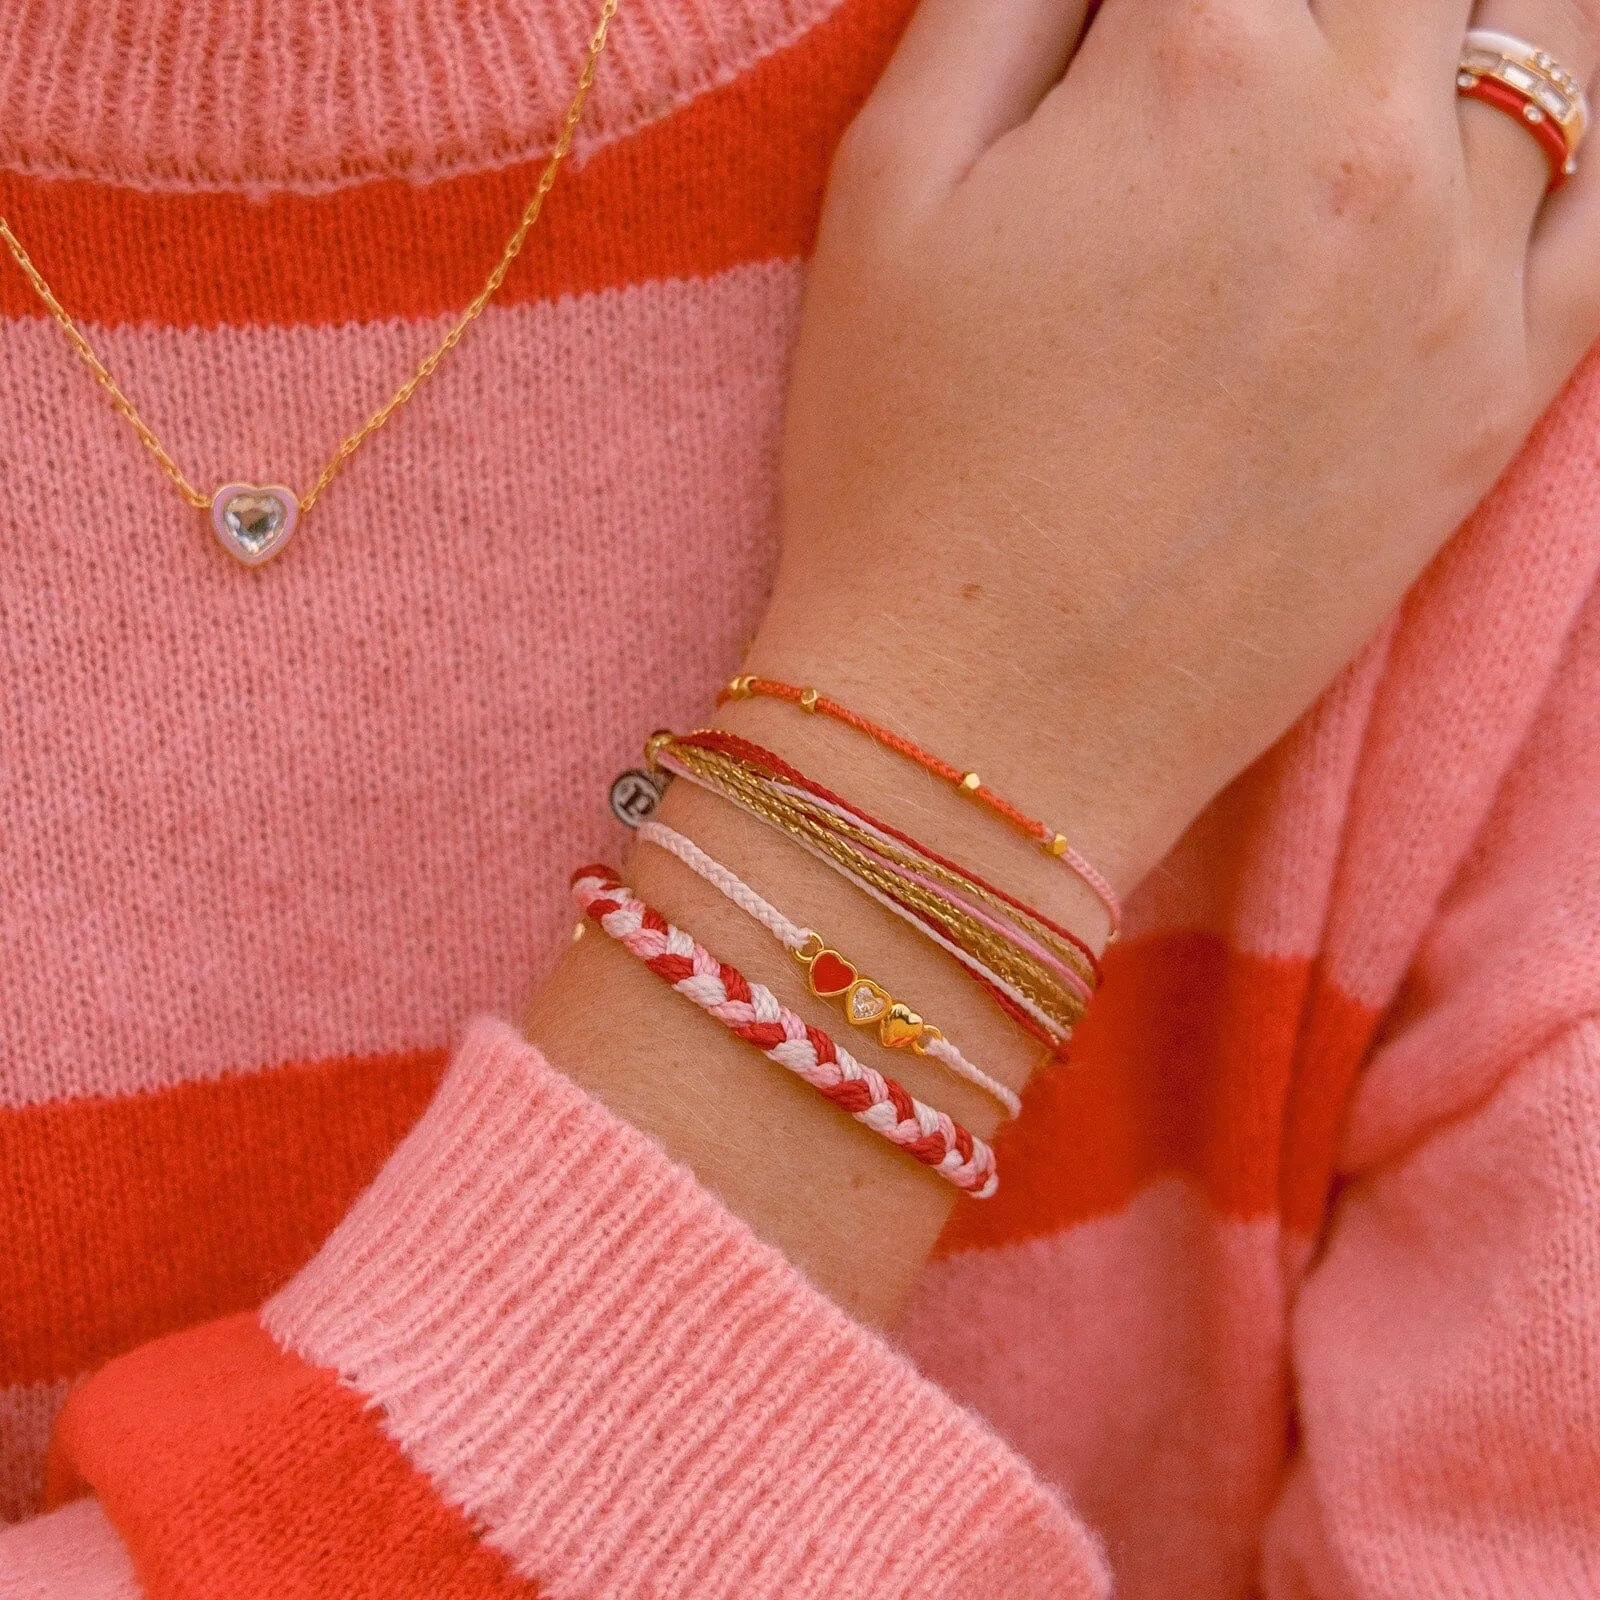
[0,1500,140,1599]
[49,1017,1107,1600]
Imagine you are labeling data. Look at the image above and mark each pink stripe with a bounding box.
[0,264,799,1108]
[0,1499,140,1597]
[1316,345,1600,1009]
[1265,1020,1600,1597]
[264,1018,1105,1598]
[1343,566,1600,1170]
[899,1179,1292,1600]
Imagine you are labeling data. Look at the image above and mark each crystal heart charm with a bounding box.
[210,483,300,566]
[846,980,890,1026]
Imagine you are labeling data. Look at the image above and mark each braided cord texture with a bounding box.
[571,867,999,1197]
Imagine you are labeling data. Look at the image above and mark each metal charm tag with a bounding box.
[609,768,666,827]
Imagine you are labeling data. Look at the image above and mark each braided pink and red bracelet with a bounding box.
[571,866,999,1197]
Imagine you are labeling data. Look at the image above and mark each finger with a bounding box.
[1311,0,1474,78]
[1457,8,1597,250]
[1526,92,1600,385]
[856,0,1095,191]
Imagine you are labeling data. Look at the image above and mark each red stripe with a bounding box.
[935,933,1378,1257]
[1278,962,1386,1233]
[0,1047,443,1387]
[49,1314,539,1600]
[0,0,915,330]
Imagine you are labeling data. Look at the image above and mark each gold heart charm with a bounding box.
[845,979,890,1026]
[879,1002,925,1050]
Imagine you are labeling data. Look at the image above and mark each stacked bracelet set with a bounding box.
[574,676,1121,1199]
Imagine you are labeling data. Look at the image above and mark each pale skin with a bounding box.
[529,0,1600,1328]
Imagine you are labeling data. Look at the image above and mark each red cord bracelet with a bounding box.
[719,676,1122,939]
[667,727,1103,983]
[571,865,999,1196]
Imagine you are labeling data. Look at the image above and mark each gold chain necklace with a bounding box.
[0,0,619,566]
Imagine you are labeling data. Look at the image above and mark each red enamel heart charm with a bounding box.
[808,949,857,997]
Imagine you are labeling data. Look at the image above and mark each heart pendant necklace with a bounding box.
[0,0,619,568]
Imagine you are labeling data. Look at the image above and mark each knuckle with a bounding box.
[1150,0,1282,96]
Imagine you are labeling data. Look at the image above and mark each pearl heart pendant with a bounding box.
[210,483,300,566]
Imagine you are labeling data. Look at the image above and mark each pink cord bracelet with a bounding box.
[572,865,999,1197]
[636,819,1023,1118]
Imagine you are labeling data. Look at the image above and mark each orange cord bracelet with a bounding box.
[718,675,1122,941]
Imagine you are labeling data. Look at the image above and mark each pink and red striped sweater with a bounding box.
[1,1,1598,1595]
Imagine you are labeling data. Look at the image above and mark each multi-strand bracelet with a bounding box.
[572,866,999,1196]
[577,680,1117,1199]
[720,675,1123,940]
[648,730,1095,1049]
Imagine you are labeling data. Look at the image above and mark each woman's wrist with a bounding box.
[741,586,1186,920]
[524,626,1117,1325]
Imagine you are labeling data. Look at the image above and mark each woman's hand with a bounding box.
[537,0,1599,1322]
[760,0,1600,901]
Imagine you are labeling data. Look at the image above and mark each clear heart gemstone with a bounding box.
[210,482,300,565]
[848,982,887,1024]
[223,493,287,554]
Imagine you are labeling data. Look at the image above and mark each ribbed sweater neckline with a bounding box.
[0,0,836,194]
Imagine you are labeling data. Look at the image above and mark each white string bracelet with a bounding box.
[636,819,1024,1119]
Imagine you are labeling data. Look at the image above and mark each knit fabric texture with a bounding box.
[2,0,1599,1596]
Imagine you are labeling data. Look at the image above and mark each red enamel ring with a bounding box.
[1458,72,1579,191]
[1465,73,1574,190]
